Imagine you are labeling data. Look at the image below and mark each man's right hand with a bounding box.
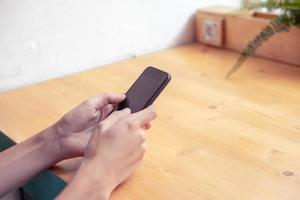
[56,106,157,200]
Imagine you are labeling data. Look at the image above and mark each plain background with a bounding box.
[0,0,240,92]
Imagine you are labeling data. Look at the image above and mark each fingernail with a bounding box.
[123,108,131,113]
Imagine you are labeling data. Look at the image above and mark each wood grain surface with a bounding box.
[0,43,300,200]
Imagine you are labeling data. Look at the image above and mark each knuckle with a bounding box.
[126,118,138,129]
[139,133,146,143]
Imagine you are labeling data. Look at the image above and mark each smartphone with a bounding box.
[115,66,171,113]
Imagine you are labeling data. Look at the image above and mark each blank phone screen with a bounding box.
[117,69,168,113]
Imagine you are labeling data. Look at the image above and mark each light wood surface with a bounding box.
[0,43,300,200]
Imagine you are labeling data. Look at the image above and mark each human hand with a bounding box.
[42,93,125,161]
[56,106,157,200]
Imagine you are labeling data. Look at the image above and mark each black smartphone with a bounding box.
[115,66,171,113]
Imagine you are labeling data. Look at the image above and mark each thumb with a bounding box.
[130,105,157,127]
[87,93,126,109]
[99,108,131,131]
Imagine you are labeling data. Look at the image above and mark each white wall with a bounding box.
[0,0,240,92]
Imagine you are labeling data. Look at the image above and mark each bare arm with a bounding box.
[56,106,157,200]
[0,126,60,196]
[0,93,125,198]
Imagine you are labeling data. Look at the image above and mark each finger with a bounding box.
[143,122,151,130]
[134,129,146,144]
[130,105,157,127]
[86,93,126,109]
[100,108,131,127]
[100,104,115,120]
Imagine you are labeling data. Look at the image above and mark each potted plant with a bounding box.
[226,0,300,78]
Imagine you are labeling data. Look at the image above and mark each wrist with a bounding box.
[38,124,64,164]
[77,161,113,199]
[57,161,112,200]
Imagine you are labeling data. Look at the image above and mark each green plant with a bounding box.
[226,0,300,79]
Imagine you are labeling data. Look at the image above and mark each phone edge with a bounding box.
[144,72,171,108]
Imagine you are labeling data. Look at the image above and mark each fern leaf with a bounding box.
[226,14,292,78]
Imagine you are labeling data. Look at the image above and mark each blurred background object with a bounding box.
[0,0,240,92]
[227,0,300,78]
[195,1,300,78]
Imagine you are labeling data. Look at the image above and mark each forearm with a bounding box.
[56,161,112,200]
[0,126,61,197]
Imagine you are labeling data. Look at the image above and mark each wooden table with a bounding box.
[0,43,299,200]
